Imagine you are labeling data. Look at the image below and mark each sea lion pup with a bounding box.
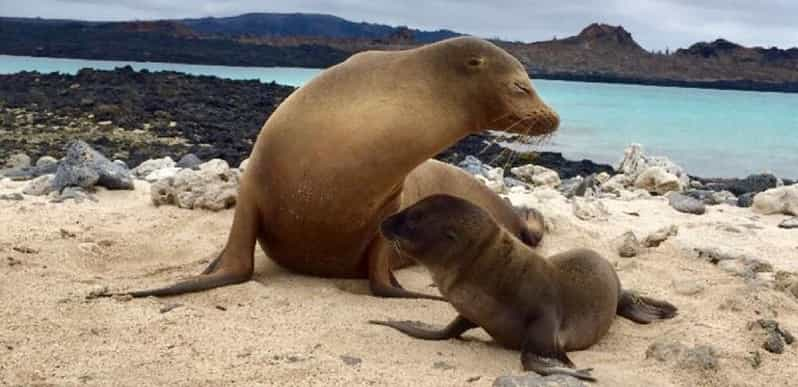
[371,194,677,381]
[120,36,559,299]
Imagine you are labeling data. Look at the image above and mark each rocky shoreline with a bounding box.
[2,67,793,184]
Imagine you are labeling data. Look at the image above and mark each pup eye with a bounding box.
[445,230,458,240]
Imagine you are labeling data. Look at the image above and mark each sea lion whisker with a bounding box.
[501,117,527,133]
[487,145,513,167]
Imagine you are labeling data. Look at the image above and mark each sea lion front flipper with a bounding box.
[520,315,597,382]
[369,315,477,340]
[617,290,678,324]
[366,236,445,301]
[520,352,596,382]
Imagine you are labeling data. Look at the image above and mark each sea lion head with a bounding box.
[430,36,560,136]
[380,194,499,266]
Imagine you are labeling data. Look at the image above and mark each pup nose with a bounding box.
[380,213,405,239]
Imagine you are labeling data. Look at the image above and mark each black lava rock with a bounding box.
[695,173,780,196]
[436,133,614,179]
[668,193,707,215]
[737,192,756,208]
[176,153,203,170]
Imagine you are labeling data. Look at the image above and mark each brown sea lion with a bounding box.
[371,194,677,381]
[121,36,559,299]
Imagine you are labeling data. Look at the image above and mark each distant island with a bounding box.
[2,13,797,92]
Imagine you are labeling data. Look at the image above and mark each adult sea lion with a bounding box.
[122,36,559,299]
[372,194,678,381]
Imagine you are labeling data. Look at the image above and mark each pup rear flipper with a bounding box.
[617,290,678,324]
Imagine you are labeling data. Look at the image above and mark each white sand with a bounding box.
[1,180,796,386]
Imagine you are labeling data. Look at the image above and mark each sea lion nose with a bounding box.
[547,108,560,131]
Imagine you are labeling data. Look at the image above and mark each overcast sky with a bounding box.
[2,0,797,51]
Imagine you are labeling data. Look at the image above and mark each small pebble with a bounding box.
[779,217,798,229]
[763,332,785,354]
[618,231,641,258]
[86,286,110,299]
[0,193,24,201]
[672,279,705,296]
[433,361,455,370]
[340,355,362,366]
[160,303,183,314]
[746,351,761,369]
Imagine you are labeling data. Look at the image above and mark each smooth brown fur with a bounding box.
[119,36,557,299]
[372,194,677,381]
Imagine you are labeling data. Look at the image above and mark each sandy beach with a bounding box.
[2,177,796,387]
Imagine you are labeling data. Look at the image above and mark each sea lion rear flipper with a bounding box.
[617,290,678,324]
[369,315,477,340]
[114,188,260,298]
[367,236,446,301]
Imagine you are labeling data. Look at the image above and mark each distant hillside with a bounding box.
[1,15,797,92]
[503,23,798,92]
[181,13,459,43]
[0,18,348,67]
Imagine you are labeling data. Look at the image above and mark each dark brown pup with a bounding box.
[371,194,677,381]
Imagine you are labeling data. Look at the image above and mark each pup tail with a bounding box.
[617,290,678,324]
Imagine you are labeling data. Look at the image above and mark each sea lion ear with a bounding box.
[467,56,485,69]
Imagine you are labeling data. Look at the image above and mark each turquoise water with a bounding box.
[2,55,796,178]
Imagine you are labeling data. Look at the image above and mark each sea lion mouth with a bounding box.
[491,110,559,137]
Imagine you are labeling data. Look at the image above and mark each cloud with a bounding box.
[1,0,796,50]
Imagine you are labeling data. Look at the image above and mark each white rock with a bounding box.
[133,157,175,178]
[617,144,689,187]
[619,188,652,201]
[752,185,798,216]
[644,225,679,247]
[531,187,565,202]
[0,177,15,189]
[458,155,486,176]
[199,159,231,176]
[475,168,506,194]
[601,174,632,194]
[596,172,611,184]
[6,153,31,169]
[572,198,609,221]
[151,167,239,211]
[634,166,683,194]
[35,156,58,168]
[239,158,250,172]
[510,164,561,188]
[508,185,531,195]
[22,174,54,196]
[144,167,181,183]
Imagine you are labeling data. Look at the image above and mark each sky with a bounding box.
[2,0,797,51]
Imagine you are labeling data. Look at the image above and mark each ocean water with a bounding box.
[2,55,796,178]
